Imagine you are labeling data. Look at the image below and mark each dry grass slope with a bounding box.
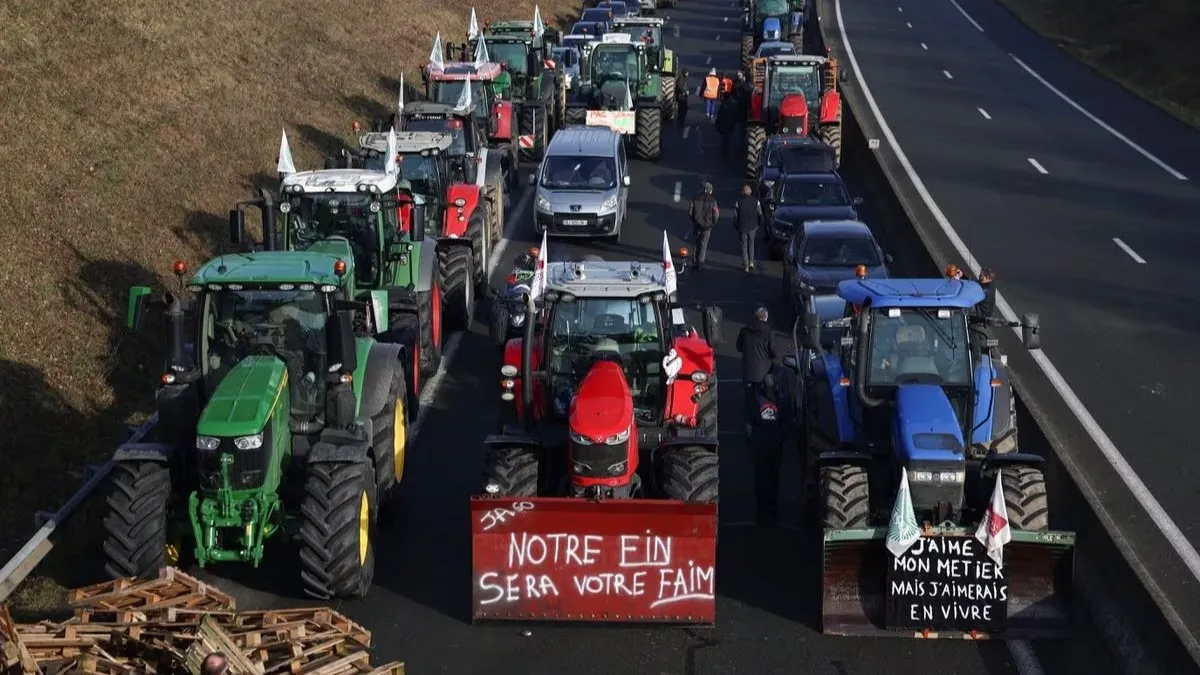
[0,0,580,562]
[996,0,1200,128]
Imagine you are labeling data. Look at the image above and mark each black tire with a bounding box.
[697,369,719,437]
[482,447,540,497]
[489,300,510,347]
[488,178,505,245]
[565,107,587,126]
[660,446,719,503]
[438,245,475,330]
[818,117,843,166]
[1000,466,1050,531]
[299,461,377,600]
[745,123,767,179]
[634,107,662,160]
[661,76,677,120]
[417,285,442,378]
[519,104,548,162]
[467,206,488,286]
[740,34,754,70]
[101,461,172,580]
[819,463,870,528]
[370,363,410,497]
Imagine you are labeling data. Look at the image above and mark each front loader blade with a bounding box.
[822,527,1076,639]
[470,497,718,623]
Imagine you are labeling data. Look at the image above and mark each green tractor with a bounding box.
[103,233,411,599]
[741,0,807,70]
[471,20,567,162]
[611,17,676,116]
[563,34,665,160]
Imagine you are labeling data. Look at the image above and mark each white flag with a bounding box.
[277,128,296,176]
[384,127,399,175]
[662,349,682,385]
[474,35,490,67]
[661,231,677,297]
[533,5,545,39]
[975,471,1012,567]
[468,7,481,40]
[885,468,922,558]
[530,230,549,302]
[397,73,405,113]
[622,83,634,110]
[454,76,474,113]
[429,32,445,71]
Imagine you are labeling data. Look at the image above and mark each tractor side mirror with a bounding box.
[839,68,848,83]
[127,286,154,331]
[701,304,724,348]
[851,196,864,206]
[410,195,427,242]
[328,310,359,377]
[883,252,894,264]
[622,175,631,186]
[529,170,539,185]
[802,311,821,350]
[229,209,245,245]
[1021,313,1040,351]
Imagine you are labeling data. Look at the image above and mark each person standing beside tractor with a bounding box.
[736,306,779,438]
[676,69,691,127]
[703,68,721,121]
[688,182,720,268]
[716,93,740,158]
[733,184,763,272]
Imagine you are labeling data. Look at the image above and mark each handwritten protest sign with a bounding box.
[885,535,1008,632]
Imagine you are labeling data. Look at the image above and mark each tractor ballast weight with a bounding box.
[423,61,518,172]
[565,34,665,160]
[741,0,805,69]
[611,17,677,119]
[473,20,567,161]
[474,246,726,622]
[745,54,842,178]
[793,277,1075,638]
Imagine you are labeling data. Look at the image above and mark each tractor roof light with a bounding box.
[855,264,868,278]
[173,260,189,277]
[334,259,348,277]
[678,246,689,259]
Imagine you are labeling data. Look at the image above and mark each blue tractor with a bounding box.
[791,277,1076,638]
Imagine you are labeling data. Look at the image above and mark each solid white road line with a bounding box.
[1009,55,1188,180]
[673,181,683,202]
[837,0,1200,598]
[1113,238,1147,264]
[978,107,992,120]
[1027,157,1048,174]
[948,0,985,31]
[920,42,928,50]
[942,70,953,80]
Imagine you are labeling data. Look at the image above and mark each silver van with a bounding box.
[531,126,630,239]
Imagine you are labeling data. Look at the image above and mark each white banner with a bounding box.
[586,110,636,134]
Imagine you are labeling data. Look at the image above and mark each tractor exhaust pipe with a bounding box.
[258,187,279,251]
[520,292,536,430]
[411,195,426,242]
[165,293,189,372]
[855,302,885,409]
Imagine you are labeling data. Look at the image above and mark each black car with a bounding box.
[763,171,862,255]
[780,219,891,313]
[755,137,837,202]
[580,8,616,32]
[597,0,634,18]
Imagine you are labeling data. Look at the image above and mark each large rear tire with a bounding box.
[819,463,870,528]
[740,34,754,70]
[370,363,410,496]
[818,117,843,166]
[745,123,767,179]
[488,178,505,245]
[565,106,587,126]
[661,76,677,120]
[1000,466,1050,531]
[101,461,172,580]
[635,107,663,160]
[299,460,378,600]
[417,285,442,378]
[697,368,719,437]
[519,104,548,162]
[438,244,475,330]
[482,447,540,497]
[660,446,719,503]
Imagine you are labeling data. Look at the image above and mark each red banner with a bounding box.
[470,497,718,623]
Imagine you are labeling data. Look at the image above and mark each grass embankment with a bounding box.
[0,0,579,610]
[996,0,1199,129]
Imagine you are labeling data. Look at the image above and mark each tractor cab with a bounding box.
[474,21,556,92]
[394,102,482,184]
[357,131,454,238]
[586,36,649,106]
[745,54,843,176]
[611,17,668,72]
[424,61,504,128]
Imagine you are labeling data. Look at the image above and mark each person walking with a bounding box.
[688,182,719,268]
[734,71,752,137]
[721,71,734,97]
[702,68,721,121]
[736,306,779,437]
[733,184,763,272]
[749,368,794,525]
[716,93,739,158]
[676,69,690,127]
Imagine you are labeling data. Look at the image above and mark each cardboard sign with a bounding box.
[885,535,1008,633]
[586,110,636,134]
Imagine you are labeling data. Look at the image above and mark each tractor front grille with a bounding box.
[570,439,632,479]
[196,428,272,491]
[905,460,965,518]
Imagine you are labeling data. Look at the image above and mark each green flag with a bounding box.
[886,468,921,558]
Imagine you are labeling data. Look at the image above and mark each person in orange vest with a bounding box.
[721,72,734,96]
[703,68,721,121]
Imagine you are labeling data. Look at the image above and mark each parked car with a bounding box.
[754,136,837,202]
[763,170,862,254]
[780,219,892,313]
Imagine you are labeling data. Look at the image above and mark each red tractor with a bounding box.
[745,54,842,178]
[423,60,519,187]
[471,245,726,624]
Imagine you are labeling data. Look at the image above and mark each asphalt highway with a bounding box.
[829,0,1200,646]
[196,0,1120,671]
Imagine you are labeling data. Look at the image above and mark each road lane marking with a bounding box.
[1113,238,1147,264]
[905,21,912,28]
[942,70,953,80]
[897,6,903,11]
[836,0,1200,598]
[920,42,928,50]
[683,125,691,140]
[978,107,991,120]
[706,55,713,64]
[949,0,985,31]
[1009,55,1188,180]
[673,181,682,202]
[724,16,728,21]
[716,33,722,40]
[1027,157,1048,174]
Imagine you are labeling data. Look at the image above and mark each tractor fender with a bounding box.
[484,433,542,450]
[981,452,1046,474]
[816,449,871,466]
[482,147,505,187]
[443,183,483,238]
[818,90,842,125]
[112,442,174,464]
[309,425,374,464]
[413,243,439,293]
[360,342,406,418]
[492,101,515,141]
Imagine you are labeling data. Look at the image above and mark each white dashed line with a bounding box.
[978,107,991,120]
[673,181,682,203]
[1009,55,1188,180]
[948,0,985,31]
[715,33,722,40]
[897,5,903,11]
[920,42,928,50]
[1027,157,1048,174]
[1113,238,1147,264]
[724,15,728,21]
[706,55,713,64]
[682,125,691,140]
[942,70,953,80]
[905,21,912,28]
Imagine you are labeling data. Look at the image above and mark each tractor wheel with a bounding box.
[819,118,843,166]
[519,104,548,162]
[370,362,410,497]
[467,206,488,286]
[101,461,173,580]
[660,446,719,503]
[417,284,442,379]
[819,463,870,528]
[481,446,539,497]
[790,29,804,54]
[438,244,475,330]
[489,300,510,347]
[487,178,505,245]
[740,34,755,71]
[697,369,719,437]
[565,106,587,126]
[661,76,677,120]
[299,460,378,600]
[634,107,663,160]
[1000,466,1050,531]
[745,123,767,179]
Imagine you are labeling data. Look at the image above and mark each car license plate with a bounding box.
[562,219,588,226]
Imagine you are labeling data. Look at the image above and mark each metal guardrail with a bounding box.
[0,413,159,603]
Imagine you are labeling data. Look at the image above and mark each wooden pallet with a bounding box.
[68,568,235,623]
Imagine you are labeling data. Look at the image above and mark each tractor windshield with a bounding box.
[545,296,665,417]
[430,79,490,120]
[488,41,530,75]
[590,46,639,84]
[283,193,381,286]
[617,25,661,45]
[768,65,820,113]
[201,287,330,421]
[865,307,971,387]
[404,118,471,154]
[759,0,789,16]
[361,153,442,198]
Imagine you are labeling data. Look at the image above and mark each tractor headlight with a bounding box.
[604,426,631,445]
[606,460,628,476]
[572,461,591,474]
[600,195,618,212]
[570,430,594,445]
[195,436,220,451]
[397,253,409,265]
[910,470,966,484]
[234,433,264,450]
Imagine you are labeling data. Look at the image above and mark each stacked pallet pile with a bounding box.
[0,568,404,675]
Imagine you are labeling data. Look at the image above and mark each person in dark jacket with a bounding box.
[715,93,739,157]
[734,71,752,136]
[733,184,762,272]
[976,267,997,318]
[749,368,794,525]
[676,69,690,127]
[688,182,719,267]
[736,306,778,435]
[969,267,999,359]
